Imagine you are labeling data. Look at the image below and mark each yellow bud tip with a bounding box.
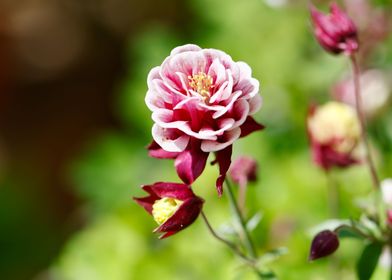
[308,101,360,153]
[152,197,183,225]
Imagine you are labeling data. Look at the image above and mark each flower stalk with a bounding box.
[225,179,258,259]
[350,55,380,189]
[201,211,272,279]
[200,210,250,262]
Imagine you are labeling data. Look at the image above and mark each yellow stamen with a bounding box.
[188,72,213,100]
[152,197,183,225]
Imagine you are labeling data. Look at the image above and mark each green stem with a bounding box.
[350,55,380,189]
[238,183,248,216]
[334,224,376,242]
[225,179,258,259]
[201,210,271,278]
[201,211,251,263]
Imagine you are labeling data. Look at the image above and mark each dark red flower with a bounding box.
[309,230,340,261]
[310,2,359,55]
[133,182,204,238]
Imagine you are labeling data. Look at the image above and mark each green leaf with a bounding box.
[258,247,289,265]
[356,242,383,280]
[246,212,263,232]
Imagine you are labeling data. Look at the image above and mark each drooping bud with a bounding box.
[134,182,204,238]
[309,230,340,261]
[229,156,258,188]
[310,2,359,55]
[307,102,361,170]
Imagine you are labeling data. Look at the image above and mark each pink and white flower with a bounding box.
[146,44,264,195]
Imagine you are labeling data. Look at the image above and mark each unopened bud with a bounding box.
[309,230,340,261]
[310,2,359,55]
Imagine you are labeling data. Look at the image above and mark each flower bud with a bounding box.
[229,156,258,188]
[310,2,359,55]
[307,102,361,170]
[134,182,204,238]
[309,230,340,261]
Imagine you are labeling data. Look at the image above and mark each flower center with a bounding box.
[188,72,213,100]
[152,197,183,225]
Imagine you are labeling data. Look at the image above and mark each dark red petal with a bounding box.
[147,141,180,159]
[175,145,209,185]
[240,116,265,138]
[215,145,233,196]
[309,230,340,261]
[154,196,204,235]
[148,182,195,200]
[133,194,158,214]
[158,231,177,239]
[310,140,358,170]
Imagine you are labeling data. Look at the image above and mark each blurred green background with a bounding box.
[0,0,391,279]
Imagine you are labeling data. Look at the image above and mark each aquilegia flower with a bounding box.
[307,101,361,170]
[134,182,204,238]
[146,44,264,195]
[310,2,359,55]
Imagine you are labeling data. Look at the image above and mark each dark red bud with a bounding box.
[309,230,340,261]
[310,2,359,55]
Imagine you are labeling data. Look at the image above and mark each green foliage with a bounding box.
[356,242,383,280]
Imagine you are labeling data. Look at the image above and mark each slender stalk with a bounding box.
[201,211,271,279]
[350,55,380,189]
[238,183,247,215]
[325,170,339,218]
[201,211,250,262]
[334,224,376,242]
[225,179,258,259]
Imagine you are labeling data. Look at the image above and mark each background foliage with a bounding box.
[0,0,391,279]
